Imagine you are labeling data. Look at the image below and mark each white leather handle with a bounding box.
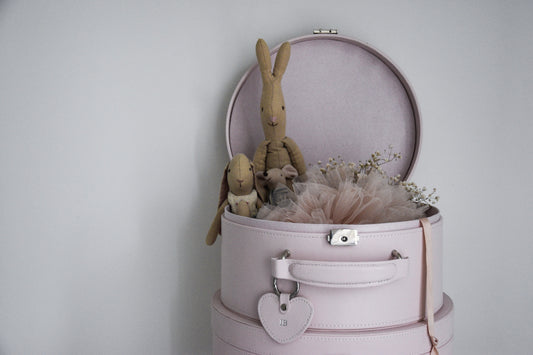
[271,255,409,289]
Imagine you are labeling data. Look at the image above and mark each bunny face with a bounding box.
[226,153,255,196]
[260,80,287,140]
[256,39,290,141]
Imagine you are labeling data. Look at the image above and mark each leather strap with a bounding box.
[420,217,439,355]
[271,257,409,289]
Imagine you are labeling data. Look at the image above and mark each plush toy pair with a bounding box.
[204,154,299,245]
[205,39,306,245]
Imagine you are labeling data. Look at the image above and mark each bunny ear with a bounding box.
[252,163,268,203]
[252,164,266,187]
[282,164,298,179]
[218,163,230,208]
[255,170,267,182]
[256,39,272,80]
[273,42,290,79]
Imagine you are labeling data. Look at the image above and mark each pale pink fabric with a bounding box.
[258,168,428,224]
[226,35,421,182]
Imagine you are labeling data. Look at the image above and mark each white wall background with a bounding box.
[1,0,532,354]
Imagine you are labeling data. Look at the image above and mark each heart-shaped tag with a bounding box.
[258,292,314,344]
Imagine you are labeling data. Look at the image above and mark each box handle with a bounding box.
[271,251,408,289]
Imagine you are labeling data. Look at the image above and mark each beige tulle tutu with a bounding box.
[257,166,428,224]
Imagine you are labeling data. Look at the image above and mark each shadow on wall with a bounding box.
[0,1,11,17]
[169,84,235,354]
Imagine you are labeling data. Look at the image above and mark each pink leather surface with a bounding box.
[258,293,314,344]
[226,35,421,180]
[212,290,454,355]
[220,208,443,329]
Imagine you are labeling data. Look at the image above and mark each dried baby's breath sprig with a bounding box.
[314,146,439,206]
[400,182,440,206]
[317,147,401,180]
[354,146,402,180]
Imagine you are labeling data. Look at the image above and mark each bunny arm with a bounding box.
[235,201,251,218]
[256,183,268,205]
[253,139,270,173]
[205,200,229,245]
[282,136,306,175]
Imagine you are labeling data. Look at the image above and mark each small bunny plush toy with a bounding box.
[253,39,306,201]
[256,164,298,207]
[205,153,261,245]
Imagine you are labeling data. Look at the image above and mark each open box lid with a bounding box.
[226,34,421,180]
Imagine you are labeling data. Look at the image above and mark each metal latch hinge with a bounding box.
[327,229,359,246]
[313,28,338,35]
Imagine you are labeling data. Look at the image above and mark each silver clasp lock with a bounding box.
[327,229,359,246]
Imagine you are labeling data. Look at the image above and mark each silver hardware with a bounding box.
[391,249,404,259]
[313,28,338,34]
[273,277,300,299]
[327,229,359,246]
[272,249,300,299]
[279,249,291,259]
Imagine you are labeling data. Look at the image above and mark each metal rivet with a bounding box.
[341,236,348,242]
[280,304,287,311]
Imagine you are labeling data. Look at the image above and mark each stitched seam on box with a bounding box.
[220,293,445,329]
[214,300,452,344]
[219,296,445,330]
[214,310,451,348]
[224,219,422,240]
[224,215,443,233]
[216,303,427,331]
[213,333,261,355]
[223,212,443,235]
[309,315,421,329]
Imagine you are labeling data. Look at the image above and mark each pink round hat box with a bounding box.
[212,32,454,354]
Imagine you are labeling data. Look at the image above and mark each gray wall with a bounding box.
[1,0,532,354]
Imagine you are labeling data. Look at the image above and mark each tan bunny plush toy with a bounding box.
[253,39,306,202]
[205,153,261,245]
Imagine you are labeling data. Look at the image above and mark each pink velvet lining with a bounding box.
[226,35,420,180]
